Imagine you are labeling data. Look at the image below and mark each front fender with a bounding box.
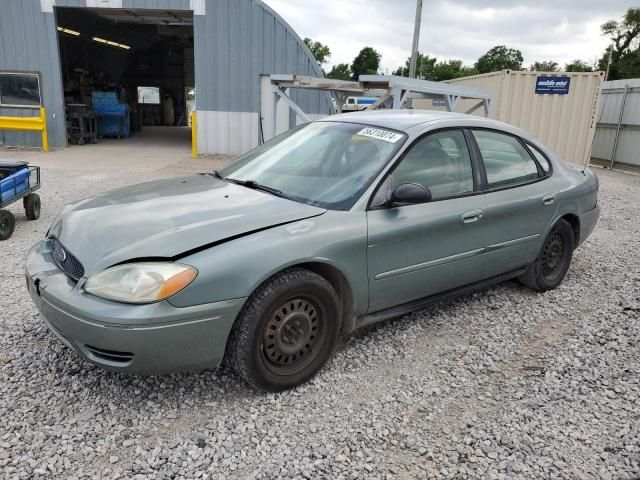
[168,211,369,314]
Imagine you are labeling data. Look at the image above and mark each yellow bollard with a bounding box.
[40,107,48,152]
[191,111,197,158]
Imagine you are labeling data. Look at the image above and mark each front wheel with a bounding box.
[519,219,574,291]
[228,268,340,392]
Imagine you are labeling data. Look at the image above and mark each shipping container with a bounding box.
[414,70,605,166]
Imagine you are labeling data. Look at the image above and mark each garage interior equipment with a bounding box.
[55,7,195,147]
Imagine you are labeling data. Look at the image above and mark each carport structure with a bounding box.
[266,74,492,140]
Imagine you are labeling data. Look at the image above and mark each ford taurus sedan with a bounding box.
[26,110,600,392]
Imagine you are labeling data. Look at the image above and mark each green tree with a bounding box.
[617,49,640,79]
[597,8,640,80]
[326,63,352,81]
[530,61,559,72]
[431,60,478,81]
[392,53,477,81]
[303,37,331,67]
[564,59,594,72]
[392,52,437,79]
[351,47,382,80]
[474,45,524,74]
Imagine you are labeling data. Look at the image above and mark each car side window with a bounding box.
[473,130,540,189]
[389,130,474,200]
[526,142,551,174]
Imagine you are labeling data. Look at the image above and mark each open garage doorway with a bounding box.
[54,7,194,155]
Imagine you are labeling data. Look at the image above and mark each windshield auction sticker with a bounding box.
[356,127,404,143]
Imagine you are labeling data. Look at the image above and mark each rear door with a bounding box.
[469,129,558,279]
[366,129,488,312]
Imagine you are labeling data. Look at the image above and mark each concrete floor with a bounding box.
[1,126,224,172]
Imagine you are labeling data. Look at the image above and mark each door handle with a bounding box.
[542,194,555,206]
[461,209,483,224]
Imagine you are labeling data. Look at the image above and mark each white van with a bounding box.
[342,96,378,112]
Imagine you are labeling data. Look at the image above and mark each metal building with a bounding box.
[414,70,605,166]
[592,79,640,170]
[0,0,331,155]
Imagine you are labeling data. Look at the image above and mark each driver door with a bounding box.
[366,129,488,312]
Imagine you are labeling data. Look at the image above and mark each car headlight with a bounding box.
[84,262,198,304]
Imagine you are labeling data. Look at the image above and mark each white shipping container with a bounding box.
[414,70,605,165]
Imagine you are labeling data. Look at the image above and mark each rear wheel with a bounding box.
[24,194,41,221]
[0,210,15,241]
[228,268,340,392]
[519,219,574,291]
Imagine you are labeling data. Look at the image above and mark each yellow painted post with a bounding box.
[191,111,197,158]
[39,107,49,152]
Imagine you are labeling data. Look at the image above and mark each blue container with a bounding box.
[91,91,119,107]
[0,168,31,203]
[95,101,131,138]
[94,103,128,115]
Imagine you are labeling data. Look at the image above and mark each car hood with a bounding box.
[49,174,326,275]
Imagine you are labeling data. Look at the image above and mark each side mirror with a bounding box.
[390,183,432,207]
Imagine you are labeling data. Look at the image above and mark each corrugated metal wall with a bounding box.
[193,0,330,114]
[592,79,640,169]
[435,70,605,166]
[0,0,331,153]
[0,0,66,148]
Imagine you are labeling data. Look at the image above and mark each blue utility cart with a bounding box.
[0,161,41,240]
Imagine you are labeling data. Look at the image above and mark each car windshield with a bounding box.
[220,121,406,210]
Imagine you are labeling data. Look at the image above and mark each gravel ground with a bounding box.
[0,154,638,480]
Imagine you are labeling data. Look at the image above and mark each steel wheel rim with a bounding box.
[261,297,321,375]
[541,232,564,278]
[34,198,40,217]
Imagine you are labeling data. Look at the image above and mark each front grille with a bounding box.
[84,345,134,364]
[51,238,85,280]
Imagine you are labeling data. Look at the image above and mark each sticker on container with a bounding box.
[356,128,403,143]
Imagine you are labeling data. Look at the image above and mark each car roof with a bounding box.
[318,109,540,144]
[318,110,472,131]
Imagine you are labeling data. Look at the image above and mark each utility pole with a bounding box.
[605,43,614,81]
[408,0,423,78]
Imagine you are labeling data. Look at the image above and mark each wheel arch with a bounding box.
[559,213,580,249]
[296,262,357,336]
[237,260,358,338]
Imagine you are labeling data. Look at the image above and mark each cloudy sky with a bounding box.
[262,0,634,72]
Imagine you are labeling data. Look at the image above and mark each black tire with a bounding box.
[0,210,15,241]
[519,219,574,291]
[228,268,341,392]
[24,194,41,221]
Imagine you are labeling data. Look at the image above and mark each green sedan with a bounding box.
[26,110,600,392]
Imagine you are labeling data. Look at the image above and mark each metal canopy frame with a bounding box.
[267,74,492,139]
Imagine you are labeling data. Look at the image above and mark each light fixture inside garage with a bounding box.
[92,36,131,50]
[57,26,81,36]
